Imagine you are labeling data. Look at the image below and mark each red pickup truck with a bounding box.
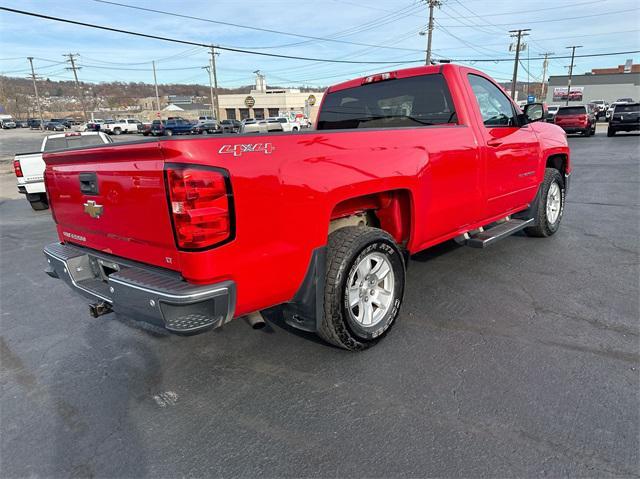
[42,64,570,350]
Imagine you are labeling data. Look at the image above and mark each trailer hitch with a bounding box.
[89,302,113,318]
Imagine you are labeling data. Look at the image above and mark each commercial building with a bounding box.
[215,72,324,122]
[545,61,640,105]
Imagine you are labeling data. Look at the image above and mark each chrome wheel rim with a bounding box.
[546,181,561,224]
[347,252,395,327]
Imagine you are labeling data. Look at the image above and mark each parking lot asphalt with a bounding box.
[1,130,638,477]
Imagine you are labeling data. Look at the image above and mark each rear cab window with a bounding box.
[44,135,108,152]
[317,73,456,130]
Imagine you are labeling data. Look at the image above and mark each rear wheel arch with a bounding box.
[329,189,413,247]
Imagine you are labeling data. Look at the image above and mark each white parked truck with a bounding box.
[101,119,142,135]
[13,132,112,210]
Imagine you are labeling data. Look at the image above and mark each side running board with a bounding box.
[466,218,534,248]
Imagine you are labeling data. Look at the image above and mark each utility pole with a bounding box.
[209,46,220,120]
[152,60,161,118]
[202,65,216,119]
[509,29,530,100]
[63,53,88,121]
[539,52,554,100]
[565,45,582,106]
[422,0,441,65]
[27,57,44,130]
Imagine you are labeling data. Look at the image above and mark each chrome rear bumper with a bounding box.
[44,242,235,333]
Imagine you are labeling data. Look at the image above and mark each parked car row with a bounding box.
[549,102,639,137]
[3,114,310,135]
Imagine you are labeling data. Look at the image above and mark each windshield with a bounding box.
[317,73,456,130]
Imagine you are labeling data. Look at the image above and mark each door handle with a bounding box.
[487,139,503,147]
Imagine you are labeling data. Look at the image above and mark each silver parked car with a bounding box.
[240,119,285,134]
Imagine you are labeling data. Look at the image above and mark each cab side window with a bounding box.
[468,74,517,127]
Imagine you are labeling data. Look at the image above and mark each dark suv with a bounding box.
[607,102,640,136]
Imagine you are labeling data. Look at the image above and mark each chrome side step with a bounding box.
[466,218,534,248]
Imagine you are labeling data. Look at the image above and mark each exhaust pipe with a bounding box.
[245,312,266,330]
[89,301,112,318]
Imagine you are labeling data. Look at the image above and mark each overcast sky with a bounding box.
[1,0,639,89]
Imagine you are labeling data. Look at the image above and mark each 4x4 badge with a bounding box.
[83,200,104,218]
[219,143,274,157]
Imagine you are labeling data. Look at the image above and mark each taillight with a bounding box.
[13,160,23,177]
[165,165,233,250]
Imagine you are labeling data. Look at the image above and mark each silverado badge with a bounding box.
[83,200,103,219]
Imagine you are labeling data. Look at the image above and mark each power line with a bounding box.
[437,8,639,27]
[91,0,425,53]
[0,7,425,65]
[443,0,603,20]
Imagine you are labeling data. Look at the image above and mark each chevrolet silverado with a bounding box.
[42,64,570,350]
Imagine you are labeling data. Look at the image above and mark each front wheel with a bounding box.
[319,226,405,351]
[607,128,615,137]
[165,129,173,136]
[524,168,565,238]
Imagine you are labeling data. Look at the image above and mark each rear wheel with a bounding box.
[524,168,565,238]
[318,226,405,351]
[28,193,48,211]
[113,127,121,135]
[165,129,173,136]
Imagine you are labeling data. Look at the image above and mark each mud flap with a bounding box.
[282,247,326,332]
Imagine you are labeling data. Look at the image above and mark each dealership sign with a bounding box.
[553,87,584,102]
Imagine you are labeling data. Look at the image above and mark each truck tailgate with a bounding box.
[17,152,45,183]
[44,142,181,271]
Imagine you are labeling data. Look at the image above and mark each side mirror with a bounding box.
[523,102,545,123]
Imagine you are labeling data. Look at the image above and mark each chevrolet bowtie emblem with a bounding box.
[83,200,103,218]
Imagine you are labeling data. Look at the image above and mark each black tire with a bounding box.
[607,128,615,137]
[524,168,565,238]
[318,226,405,351]
[113,128,121,135]
[165,129,173,136]
[28,193,49,211]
